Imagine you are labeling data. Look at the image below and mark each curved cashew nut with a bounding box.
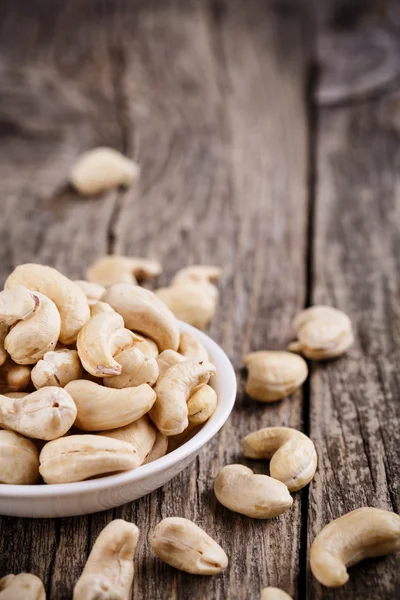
[39,434,140,483]
[261,588,292,600]
[214,464,293,519]
[77,312,139,377]
[4,291,60,365]
[179,331,209,361]
[65,379,156,431]
[99,416,156,465]
[151,517,228,575]
[0,387,77,440]
[288,305,354,360]
[0,361,31,393]
[87,255,162,287]
[89,301,115,317]
[242,427,317,491]
[103,283,180,351]
[243,351,308,402]
[5,264,90,345]
[132,336,159,358]
[142,430,168,465]
[310,507,400,587]
[75,280,106,305]
[168,385,217,452]
[0,285,39,325]
[156,349,186,376]
[172,265,222,286]
[104,347,159,389]
[150,360,216,436]
[156,282,218,330]
[73,519,139,600]
[70,147,140,196]
[0,574,45,600]
[31,348,82,389]
[0,430,40,484]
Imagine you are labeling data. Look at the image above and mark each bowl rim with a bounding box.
[0,322,237,499]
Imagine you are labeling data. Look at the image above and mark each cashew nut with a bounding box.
[0,361,31,393]
[31,349,82,389]
[142,430,168,465]
[151,517,228,575]
[310,507,400,587]
[77,312,139,377]
[156,349,186,376]
[0,285,38,325]
[39,434,140,483]
[150,360,216,436]
[89,301,115,317]
[65,380,156,431]
[0,430,39,484]
[156,282,218,330]
[0,574,45,600]
[5,264,90,344]
[179,331,209,361]
[103,283,180,351]
[70,147,140,196]
[168,385,217,451]
[0,323,8,366]
[104,347,159,389]
[73,519,139,600]
[242,427,317,491]
[261,588,292,600]
[214,464,293,519]
[87,255,162,287]
[243,351,308,402]
[288,305,354,360]
[0,387,77,440]
[172,265,222,286]
[75,280,106,305]
[99,416,156,465]
[132,336,159,358]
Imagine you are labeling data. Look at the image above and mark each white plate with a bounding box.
[0,322,237,518]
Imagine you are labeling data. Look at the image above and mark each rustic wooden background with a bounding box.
[0,0,400,598]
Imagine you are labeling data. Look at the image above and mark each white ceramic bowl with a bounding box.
[0,322,236,518]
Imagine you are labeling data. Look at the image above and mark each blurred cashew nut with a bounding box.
[87,255,161,287]
[0,430,40,484]
[0,574,45,600]
[156,282,218,330]
[0,361,31,393]
[261,588,292,600]
[75,280,106,305]
[179,331,209,361]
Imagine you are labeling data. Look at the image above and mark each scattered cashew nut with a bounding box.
[156,281,218,330]
[104,347,159,389]
[0,361,31,393]
[151,517,228,575]
[261,587,292,600]
[73,519,139,600]
[0,573,45,600]
[242,427,317,491]
[179,331,209,361]
[87,255,162,287]
[5,264,90,344]
[99,416,157,465]
[214,464,293,519]
[65,379,156,431]
[69,147,140,196]
[310,507,400,587]
[0,430,39,484]
[243,351,308,402]
[172,265,222,286]
[288,305,354,360]
[31,348,82,389]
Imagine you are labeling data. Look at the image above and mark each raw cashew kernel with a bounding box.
[261,587,292,600]
[0,430,40,484]
[179,331,209,361]
[0,361,31,393]
[103,283,180,351]
[65,379,156,431]
[77,312,139,377]
[242,427,317,491]
[243,351,308,402]
[156,349,186,376]
[310,507,400,587]
[288,305,354,360]
[132,336,159,358]
[0,387,77,440]
[214,464,293,519]
[104,347,159,389]
[187,384,217,426]
[0,285,39,325]
[89,301,115,316]
[73,519,139,600]
[31,348,82,389]
[0,573,45,600]
[70,147,140,196]
[99,416,156,465]
[172,265,222,286]
[151,517,228,575]
[5,263,90,344]
[4,291,60,365]
[150,360,216,436]
[75,280,106,305]
[40,435,140,483]
[156,282,218,330]
[87,255,162,287]
[143,430,168,465]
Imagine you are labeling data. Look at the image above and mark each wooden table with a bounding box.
[0,1,399,598]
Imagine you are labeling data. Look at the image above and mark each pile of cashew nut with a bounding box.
[1,250,399,598]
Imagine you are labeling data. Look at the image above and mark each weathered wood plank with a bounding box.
[307,93,400,598]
